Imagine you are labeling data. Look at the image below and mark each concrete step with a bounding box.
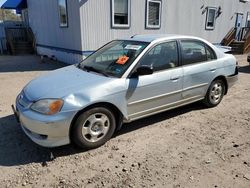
[14,49,34,54]
[230,43,244,47]
[229,41,245,54]
[12,41,34,54]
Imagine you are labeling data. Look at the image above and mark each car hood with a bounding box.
[23,65,118,101]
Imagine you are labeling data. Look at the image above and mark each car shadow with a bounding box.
[0,115,81,166]
[0,102,204,167]
[238,64,250,74]
[0,55,67,73]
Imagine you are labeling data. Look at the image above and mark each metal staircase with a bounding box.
[5,27,35,55]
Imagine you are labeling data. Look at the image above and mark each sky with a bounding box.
[0,0,5,7]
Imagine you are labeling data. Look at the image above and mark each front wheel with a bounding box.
[72,107,116,149]
[203,79,225,107]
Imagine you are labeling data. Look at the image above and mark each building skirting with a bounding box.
[36,44,94,64]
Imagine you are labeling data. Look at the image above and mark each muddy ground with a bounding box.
[0,55,250,188]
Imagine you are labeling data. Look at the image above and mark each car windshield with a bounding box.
[78,40,149,78]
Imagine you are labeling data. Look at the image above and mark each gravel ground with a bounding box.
[0,55,249,188]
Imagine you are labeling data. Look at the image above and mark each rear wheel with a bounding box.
[203,79,225,107]
[72,107,116,149]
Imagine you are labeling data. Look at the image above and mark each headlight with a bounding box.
[31,99,64,115]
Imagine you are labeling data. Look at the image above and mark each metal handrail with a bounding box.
[5,28,15,54]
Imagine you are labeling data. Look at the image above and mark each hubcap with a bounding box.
[82,113,110,143]
[209,82,223,104]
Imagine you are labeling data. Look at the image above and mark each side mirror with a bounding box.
[131,65,153,77]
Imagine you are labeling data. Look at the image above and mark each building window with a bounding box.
[111,0,130,28]
[146,0,161,29]
[205,7,217,30]
[58,0,68,27]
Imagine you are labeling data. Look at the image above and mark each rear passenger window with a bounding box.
[181,41,208,65]
[139,41,178,72]
[206,45,216,60]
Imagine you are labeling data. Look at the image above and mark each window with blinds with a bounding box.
[58,0,68,27]
[206,7,217,30]
[146,0,161,29]
[112,0,130,28]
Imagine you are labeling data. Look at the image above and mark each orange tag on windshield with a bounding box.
[116,56,129,65]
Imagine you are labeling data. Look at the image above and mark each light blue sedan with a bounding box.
[13,35,238,149]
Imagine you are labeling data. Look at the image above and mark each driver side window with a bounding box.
[139,41,178,72]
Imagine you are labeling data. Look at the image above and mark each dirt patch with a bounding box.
[0,55,250,188]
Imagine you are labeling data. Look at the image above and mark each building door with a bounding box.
[235,13,244,41]
[246,12,250,27]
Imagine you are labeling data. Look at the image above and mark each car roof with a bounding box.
[124,34,202,43]
[121,34,226,60]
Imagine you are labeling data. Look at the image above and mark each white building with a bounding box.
[2,0,250,63]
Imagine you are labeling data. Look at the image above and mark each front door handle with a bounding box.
[210,68,216,72]
[170,76,180,81]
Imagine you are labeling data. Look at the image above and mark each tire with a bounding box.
[72,107,116,149]
[203,79,225,108]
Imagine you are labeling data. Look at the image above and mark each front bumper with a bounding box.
[14,98,76,148]
[226,67,238,88]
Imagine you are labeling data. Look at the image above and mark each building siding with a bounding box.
[27,0,250,64]
[79,0,167,51]
[80,0,250,51]
[37,46,84,64]
[27,0,82,52]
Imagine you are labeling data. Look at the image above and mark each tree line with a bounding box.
[0,9,21,21]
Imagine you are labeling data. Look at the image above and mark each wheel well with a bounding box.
[213,76,228,95]
[69,102,123,142]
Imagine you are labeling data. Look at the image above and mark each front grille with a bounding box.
[18,91,31,108]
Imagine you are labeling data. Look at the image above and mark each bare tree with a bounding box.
[0,9,21,21]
